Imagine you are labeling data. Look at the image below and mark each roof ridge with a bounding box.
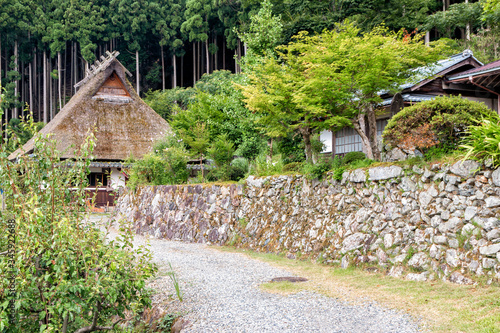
[74,50,131,89]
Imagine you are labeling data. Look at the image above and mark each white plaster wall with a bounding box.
[320,130,333,153]
[110,168,126,190]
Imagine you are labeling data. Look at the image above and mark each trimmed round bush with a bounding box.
[230,157,249,181]
[382,95,498,151]
[342,151,366,165]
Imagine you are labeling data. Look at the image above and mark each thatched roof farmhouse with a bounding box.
[10,51,172,206]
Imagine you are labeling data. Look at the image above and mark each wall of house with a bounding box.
[115,161,500,285]
[110,169,126,190]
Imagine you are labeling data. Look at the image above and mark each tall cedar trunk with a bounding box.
[14,40,18,118]
[180,55,184,87]
[58,52,62,111]
[49,57,53,120]
[223,38,226,70]
[352,113,373,159]
[300,127,313,162]
[366,104,381,160]
[214,35,217,71]
[192,42,196,85]
[70,43,73,96]
[205,40,209,74]
[28,33,33,113]
[36,49,40,121]
[63,46,66,107]
[234,50,237,73]
[21,61,25,116]
[73,42,78,93]
[198,41,201,80]
[161,46,165,91]
[172,54,177,88]
[29,60,32,113]
[135,50,139,95]
[43,50,48,123]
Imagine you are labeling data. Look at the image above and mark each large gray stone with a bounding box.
[419,192,433,208]
[449,271,474,285]
[483,258,496,269]
[438,217,463,234]
[485,196,500,208]
[246,176,267,188]
[341,233,366,253]
[446,249,459,267]
[349,169,366,183]
[368,166,403,181]
[486,228,500,241]
[400,177,416,192]
[385,147,407,162]
[492,168,500,187]
[479,243,500,256]
[433,235,447,245]
[384,233,394,248]
[464,206,477,221]
[450,160,480,178]
[406,272,428,282]
[408,252,428,268]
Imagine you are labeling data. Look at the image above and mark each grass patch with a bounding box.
[215,246,500,333]
[260,281,307,295]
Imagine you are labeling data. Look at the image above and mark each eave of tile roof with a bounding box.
[447,59,500,81]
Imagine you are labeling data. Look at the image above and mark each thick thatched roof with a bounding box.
[9,52,171,161]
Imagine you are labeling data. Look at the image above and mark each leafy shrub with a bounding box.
[283,161,303,172]
[342,151,366,165]
[302,160,332,180]
[230,157,249,181]
[144,87,195,120]
[251,153,284,176]
[461,116,500,166]
[207,134,235,168]
[0,121,156,332]
[207,134,235,181]
[332,166,346,181]
[234,134,267,160]
[278,134,305,165]
[383,96,498,153]
[348,158,375,169]
[128,135,189,188]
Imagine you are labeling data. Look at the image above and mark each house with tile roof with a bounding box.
[321,50,499,157]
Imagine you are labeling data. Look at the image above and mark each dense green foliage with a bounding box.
[383,96,499,153]
[4,117,44,153]
[127,135,189,189]
[239,22,448,161]
[342,152,367,165]
[0,119,156,332]
[461,115,500,167]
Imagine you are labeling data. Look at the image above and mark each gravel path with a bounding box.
[100,215,423,333]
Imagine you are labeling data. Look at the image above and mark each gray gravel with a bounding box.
[100,215,423,333]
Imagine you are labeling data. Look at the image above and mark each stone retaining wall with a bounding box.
[116,160,500,284]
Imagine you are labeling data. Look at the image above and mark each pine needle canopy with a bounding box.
[9,56,171,161]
